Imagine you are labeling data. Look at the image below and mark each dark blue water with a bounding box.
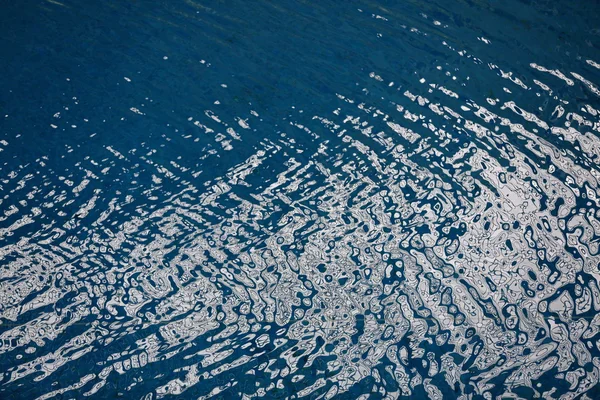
[1,0,600,398]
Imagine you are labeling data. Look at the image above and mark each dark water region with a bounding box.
[1,0,600,398]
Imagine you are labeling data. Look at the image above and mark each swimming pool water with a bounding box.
[1,0,600,399]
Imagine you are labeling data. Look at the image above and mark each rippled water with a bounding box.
[1,0,600,398]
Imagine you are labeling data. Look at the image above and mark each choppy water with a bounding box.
[1,0,600,399]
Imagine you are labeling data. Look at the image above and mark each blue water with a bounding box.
[1,0,600,398]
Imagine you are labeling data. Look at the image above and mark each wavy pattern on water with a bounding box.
[2,0,600,399]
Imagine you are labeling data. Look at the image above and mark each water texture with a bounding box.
[1,0,600,398]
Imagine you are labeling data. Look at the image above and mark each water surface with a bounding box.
[1,0,600,399]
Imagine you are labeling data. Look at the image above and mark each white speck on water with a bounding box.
[237,118,250,129]
[130,107,145,115]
